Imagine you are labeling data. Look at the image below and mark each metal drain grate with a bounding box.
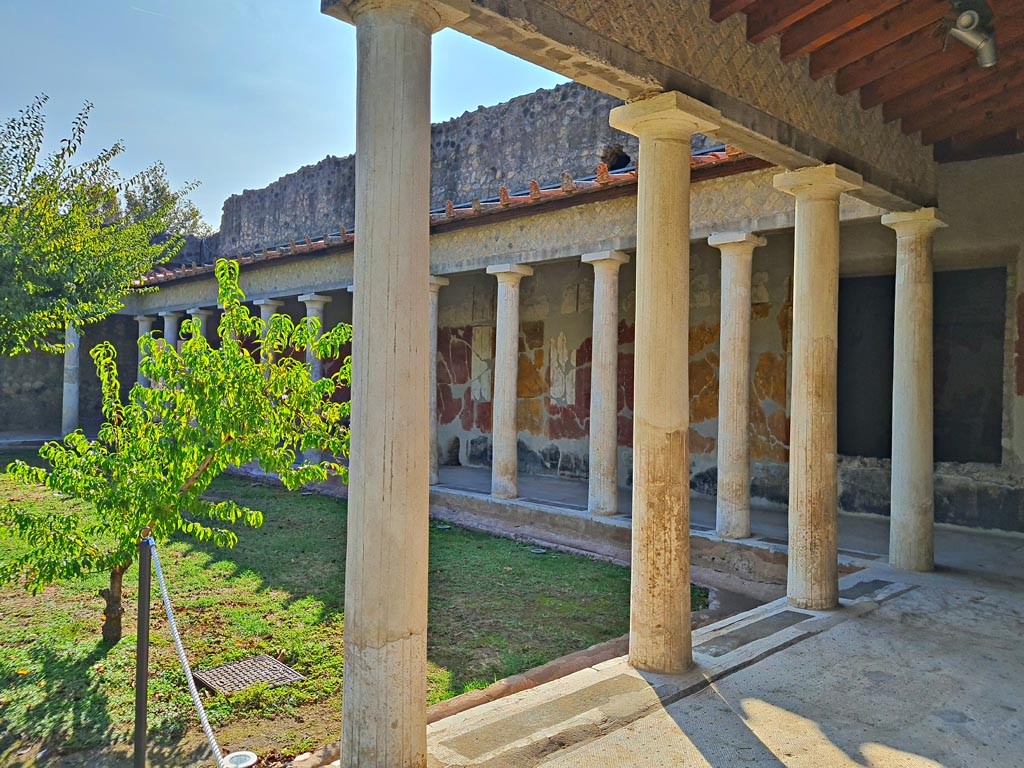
[193,654,304,695]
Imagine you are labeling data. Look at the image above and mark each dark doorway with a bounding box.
[838,276,895,459]
[933,267,1006,463]
[836,268,1007,464]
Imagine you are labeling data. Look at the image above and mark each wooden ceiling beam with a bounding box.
[861,6,1024,107]
[914,72,1024,140]
[836,23,947,94]
[709,0,757,23]
[745,0,832,44]
[945,103,1024,145]
[810,0,949,80]
[780,0,903,63]
[886,40,1024,121]
[898,53,1024,133]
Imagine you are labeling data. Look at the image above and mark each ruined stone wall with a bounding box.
[214,82,722,257]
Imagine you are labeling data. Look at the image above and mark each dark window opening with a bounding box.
[836,267,1006,464]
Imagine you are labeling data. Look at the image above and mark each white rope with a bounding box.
[147,537,227,768]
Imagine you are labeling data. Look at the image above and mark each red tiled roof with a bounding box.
[138,147,749,287]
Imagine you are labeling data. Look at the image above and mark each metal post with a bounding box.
[134,534,153,768]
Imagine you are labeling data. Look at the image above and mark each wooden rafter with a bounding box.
[809,0,949,80]
[836,23,950,94]
[709,0,757,23]
[900,57,1024,134]
[885,39,1024,122]
[779,0,903,63]
[745,0,832,44]
[947,102,1024,145]
[862,12,1024,108]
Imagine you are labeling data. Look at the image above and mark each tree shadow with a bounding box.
[0,641,114,766]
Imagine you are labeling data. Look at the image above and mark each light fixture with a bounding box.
[947,1,998,68]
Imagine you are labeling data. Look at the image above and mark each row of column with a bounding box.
[316,2,947,761]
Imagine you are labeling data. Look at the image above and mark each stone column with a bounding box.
[134,315,155,386]
[187,308,212,339]
[61,324,80,435]
[709,232,766,539]
[299,293,333,381]
[883,208,945,572]
[428,276,449,485]
[323,2,468,766]
[774,165,862,610]
[159,311,183,350]
[486,263,532,500]
[253,299,283,336]
[610,91,720,674]
[582,250,629,516]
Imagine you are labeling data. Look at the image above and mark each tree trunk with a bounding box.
[99,564,128,644]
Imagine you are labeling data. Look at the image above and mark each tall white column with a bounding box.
[324,2,469,766]
[61,324,80,435]
[709,232,766,539]
[610,91,720,674]
[883,208,945,572]
[299,293,333,381]
[186,308,212,340]
[134,315,155,386]
[159,311,183,350]
[486,263,532,500]
[774,165,862,611]
[582,250,629,516]
[428,276,449,485]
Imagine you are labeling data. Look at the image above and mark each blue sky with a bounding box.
[0,1,568,227]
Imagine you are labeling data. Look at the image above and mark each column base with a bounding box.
[787,595,839,611]
[491,476,517,500]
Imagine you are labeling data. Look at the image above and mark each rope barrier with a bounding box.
[146,536,228,768]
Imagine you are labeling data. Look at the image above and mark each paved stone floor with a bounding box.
[430,467,1024,767]
[427,563,1024,767]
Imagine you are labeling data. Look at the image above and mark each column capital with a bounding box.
[428,275,450,293]
[487,263,533,282]
[582,249,631,267]
[158,310,183,319]
[134,315,154,323]
[773,164,862,200]
[253,298,284,308]
[187,307,212,317]
[610,91,720,140]
[881,207,947,237]
[708,231,767,250]
[298,293,333,306]
[322,0,469,30]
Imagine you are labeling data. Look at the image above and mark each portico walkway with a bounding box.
[425,522,1024,767]
[433,465,1019,579]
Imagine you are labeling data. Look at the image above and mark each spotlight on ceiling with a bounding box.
[947,1,998,68]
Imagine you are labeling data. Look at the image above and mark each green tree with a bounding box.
[0,95,209,356]
[0,259,351,643]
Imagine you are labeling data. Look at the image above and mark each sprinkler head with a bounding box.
[224,752,259,767]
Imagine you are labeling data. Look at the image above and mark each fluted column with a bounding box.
[429,276,449,485]
[883,207,945,572]
[299,293,333,381]
[774,164,862,611]
[323,1,469,766]
[159,311,183,350]
[486,263,532,500]
[186,308,212,340]
[582,250,629,516]
[610,91,720,674]
[135,315,155,386]
[709,232,766,539]
[61,324,80,435]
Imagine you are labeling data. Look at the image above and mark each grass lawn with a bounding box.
[0,451,708,766]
